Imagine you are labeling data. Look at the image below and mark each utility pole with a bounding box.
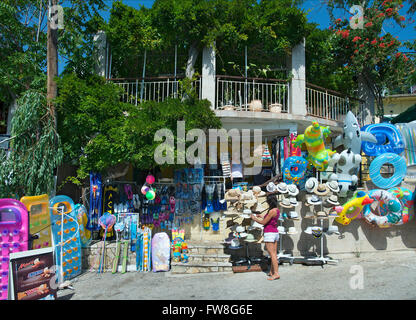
[47,0,59,125]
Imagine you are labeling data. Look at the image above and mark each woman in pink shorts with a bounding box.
[251,194,280,280]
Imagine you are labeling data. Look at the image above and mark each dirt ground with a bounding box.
[57,250,416,300]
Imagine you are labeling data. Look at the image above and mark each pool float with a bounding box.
[74,204,92,247]
[379,187,414,225]
[20,194,52,249]
[292,121,335,171]
[334,190,373,225]
[289,133,302,157]
[328,149,362,198]
[334,111,377,155]
[361,123,405,157]
[282,156,308,190]
[369,153,406,189]
[362,189,402,228]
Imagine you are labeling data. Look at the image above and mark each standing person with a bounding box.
[251,194,280,280]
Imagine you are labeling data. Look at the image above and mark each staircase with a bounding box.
[170,241,233,274]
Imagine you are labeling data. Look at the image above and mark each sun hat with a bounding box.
[244,233,257,242]
[287,227,298,235]
[289,197,299,207]
[251,221,264,229]
[314,184,330,196]
[326,180,340,193]
[239,232,248,238]
[251,201,267,213]
[266,182,277,193]
[277,226,286,234]
[253,186,261,194]
[307,195,322,206]
[224,232,235,243]
[287,184,299,196]
[289,211,300,220]
[325,225,340,235]
[279,198,293,209]
[326,195,340,206]
[304,226,313,234]
[236,226,245,233]
[316,211,329,219]
[304,211,316,219]
[311,226,323,238]
[230,238,241,248]
[276,182,288,194]
[305,177,319,193]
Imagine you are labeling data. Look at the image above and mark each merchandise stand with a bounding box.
[276,194,296,265]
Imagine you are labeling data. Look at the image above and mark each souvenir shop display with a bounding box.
[361,123,405,157]
[282,156,308,190]
[151,232,170,272]
[20,194,51,249]
[97,212,116,273]
[49,195,82,281]
[88,173,103,231]
[292,121,335,171]
[0,199,29,300]
[74,204,92,248]
[334,191,373,226]
[369,153,407,189]
[112,221,124,274]
[136,226,152,272]
[333,111,377,155]
[380,187,414,225]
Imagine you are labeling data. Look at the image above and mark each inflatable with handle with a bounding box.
[361,123,405,157]
[334,191,373,225]
[379,187,414,225]
[369,153,406,189]
[292,121,335,171]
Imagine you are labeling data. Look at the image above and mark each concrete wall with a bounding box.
[383,96,416,118]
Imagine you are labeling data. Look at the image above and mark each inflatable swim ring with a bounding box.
[369,153,406,189]
[282,156,308,189]
[362,189,402,228]
[334,191,373,225]
[379,187,414,225]
[361,123,405,157]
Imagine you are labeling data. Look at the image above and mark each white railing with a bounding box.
[216,76,289,113]
[306,83,365,123]
[109,77,201,105]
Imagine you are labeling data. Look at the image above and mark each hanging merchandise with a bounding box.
[395,123,416,166]
[151,232,170,272]
[211,217,220,231]
[362,189,403,228]
[361,123,405,157]
[74,204,91,248]
[369,153,407,189]
[88,173,102,231]
[0,199,29,300]
[136,227,152,272]
[261,139,272,162]
[203,213,210,230]
[112,221,124,274]
[292,121,335,171]
[327,149,362,198]
[97,212,116,273]
[334,191,373,225]
[282,156,308,190]
[333,111,377,155]
[379,187,414,225]
[20,194,52,250]
[289,133,302,157]
[103,185,118,215]
[49,195,82,281]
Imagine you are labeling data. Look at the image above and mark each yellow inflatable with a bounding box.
[334,191,373,225]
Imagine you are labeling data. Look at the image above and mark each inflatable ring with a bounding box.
[282,156,308,189]
[379,187,414,225]
[334,191,373,225]
[369,153,406,189]
[361,123,405,157]
[362,189,402,228]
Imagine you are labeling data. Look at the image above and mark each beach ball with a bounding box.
[146,190,156,200]
[141,184,150,195]
[146,175,155,185]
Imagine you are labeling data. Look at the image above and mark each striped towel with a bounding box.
[220,153,231,177]
[396,123,416,166]
[262,144,272,161]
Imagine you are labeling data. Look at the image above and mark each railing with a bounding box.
[108,76,201,105]
[306,83,365,124]
[215,76,289,113]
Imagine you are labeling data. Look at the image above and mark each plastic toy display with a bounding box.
[151,232,170,272]
[334,191,373,225]
[379,187,414,226]
[282,156,308,190]
[328,149,362,198]
[369,153,407,189]
[49,195,82,281]
[334,111,377,155]
[20,194,52,249]
[362,189,403,228]
[74,204,91,248]
[0,199,29,300]
[292,121,335,171]
[361,123,405,157]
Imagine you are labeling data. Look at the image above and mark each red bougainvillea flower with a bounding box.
[365,22,373,27]
[386,8,393,15]
[354,50,359,54]
[353,36,361,42]
[395,52,401,58]
[377,12,385,18]
[371,39,377,45]
[341,30,350,39]
[336,18,342,24]
[399,16,405,21]
[403,54,409,62]
[360,44,365,48]
[379,43,386,48]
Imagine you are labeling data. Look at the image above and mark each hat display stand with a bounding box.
[276,194,294,264]
[305,173,338,266]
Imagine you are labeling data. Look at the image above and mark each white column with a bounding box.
[289,39,306,116]
[201,44,216,109]
[93,30,108,78]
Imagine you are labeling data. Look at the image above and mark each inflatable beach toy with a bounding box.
[369,153,406,189]
[362,189,403,228]
[379,187,414,225]
[292,121,335,171]
[361,123,405,157]
[334,191,373,225]
[282,156,308,190]
[74,204,91,247]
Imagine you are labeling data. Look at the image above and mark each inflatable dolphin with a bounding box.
[334,111,376,155]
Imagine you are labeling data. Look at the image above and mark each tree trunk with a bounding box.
[47,0,59,125]
[186,42,200,79]
[358,74,376,125]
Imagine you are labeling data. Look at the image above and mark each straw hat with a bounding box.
[266,182,277,193]
[307,195,322,206]
[326,195,340,206]
[230,238,241,248]
[244,233,258,243]
[325,225,340,235]
[316,211,329,219]
[277,226,286,234]
[286,227,298,235]
[289,211,300,220]
[236,226,245,233]
[326,180,340,193]
[287,184,299,196]
[253,186,261,194]
[289,197,299,207]
[304,211,316,219]
[250,221,264,230]
[305,177,319,193]
[279,198,293,209]
[276,182,288,194]
[314,184,330,196]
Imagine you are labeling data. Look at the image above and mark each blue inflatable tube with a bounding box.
[361,123,405,157]
[369,153,406,189]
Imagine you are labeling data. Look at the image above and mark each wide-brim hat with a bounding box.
[266,182,277,193]
[305,177,319,193]
[325,225,340,235]
[307,195,322,206]
[243,199,257,208]
[224,232,236,243]
[279,198,293,208]
[250,202,267,214]
[230,238,241,247]
[236,226,245,233]
[277,226,286,234]
[287,227,298,235]
[287,184,299,196]
[289,211,300,220]
[289,197,299,207]
[304,212,316,219]
[316,211,329,219]
[251,221,264,229]
[240,214,251,219]
[276,182,288,194]
[314,184,330,196]
[239,232,248,238]
[326,195,340,206]
[326,180,340,193]
[252,186,261,194]
[256,191,266,197]
[244,233,258,242]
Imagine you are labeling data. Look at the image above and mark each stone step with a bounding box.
[170,261,233,274]
[187,254,231,263]
[186,241,227,255]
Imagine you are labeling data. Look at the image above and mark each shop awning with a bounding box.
[391,104,416,124]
